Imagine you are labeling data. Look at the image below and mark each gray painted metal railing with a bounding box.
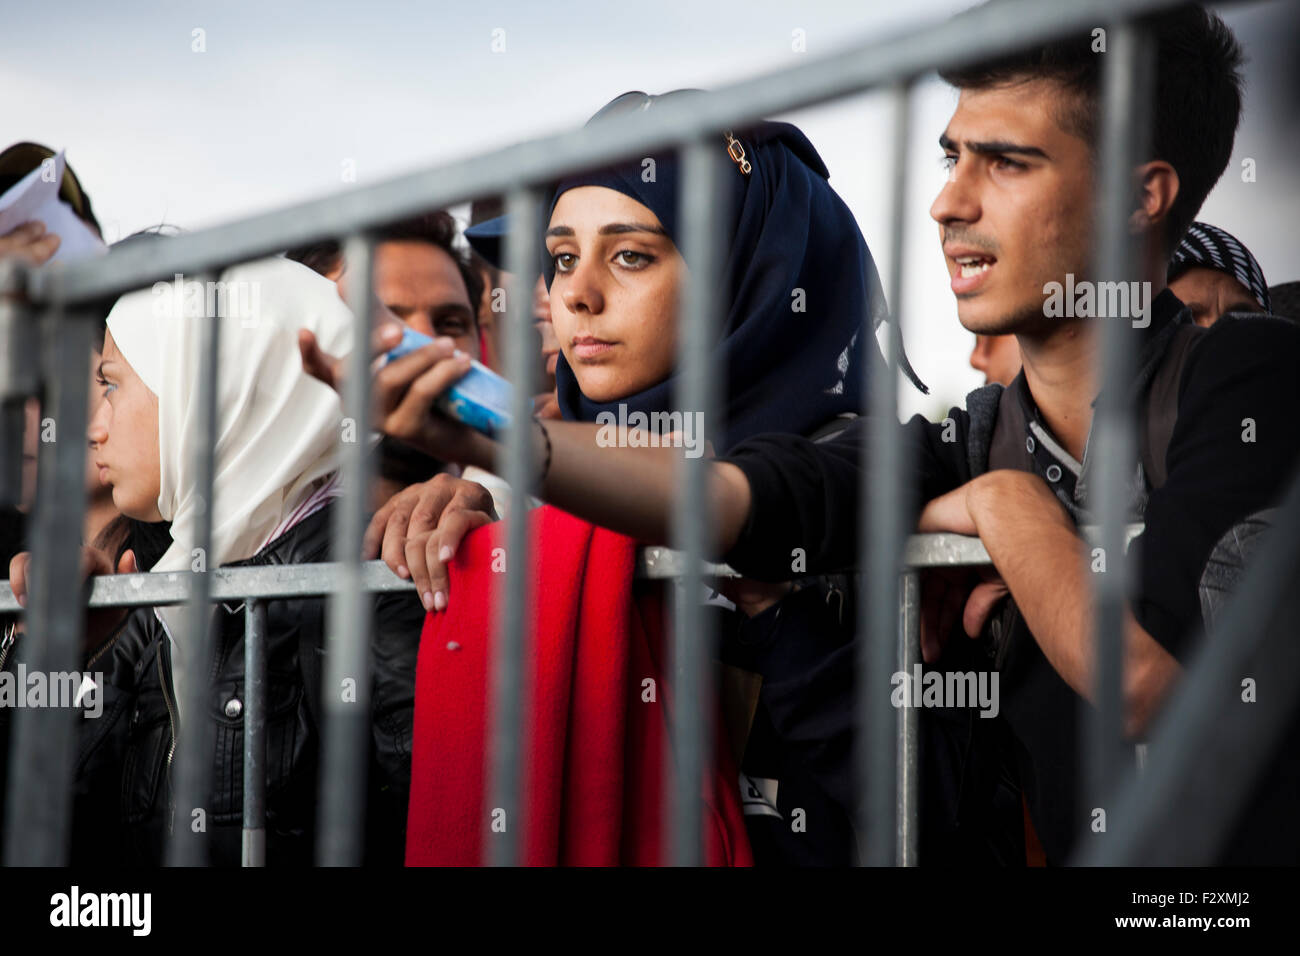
[167,269,220,867]
[2,0,1294,869]
[316,235,378,867]
[1087,19,1154,828]
[489,188,543,867]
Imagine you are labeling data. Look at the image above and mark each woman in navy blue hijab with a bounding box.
[545,91,918,452]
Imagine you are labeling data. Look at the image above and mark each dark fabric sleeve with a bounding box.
[364,589,427,864]
[0,506,24,580]
[1132,316,1300,660]
[719,411,972,580]
[369,590,426,795]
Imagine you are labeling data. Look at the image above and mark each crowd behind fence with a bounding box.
[1,0,1295,867]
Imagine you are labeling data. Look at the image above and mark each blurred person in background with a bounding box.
[969,221,1275,391]
[1166,220,1270,326]
[0,140,103,257]
[968,333,1021,386]
[287,213,509,515]
[0,142,109,576]
[465,199,561,419]
[287,211,482,359]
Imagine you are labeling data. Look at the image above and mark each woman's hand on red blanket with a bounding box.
[364,473,498,612]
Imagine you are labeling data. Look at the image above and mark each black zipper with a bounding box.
[158,640,178,835]
[85,613,133,669]
[0,620,17,673]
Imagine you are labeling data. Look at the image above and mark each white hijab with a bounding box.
[105,256,355,720]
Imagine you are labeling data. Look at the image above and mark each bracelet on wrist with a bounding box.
[533,416,552,487]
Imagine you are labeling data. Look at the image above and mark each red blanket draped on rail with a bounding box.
[405,504,753,866]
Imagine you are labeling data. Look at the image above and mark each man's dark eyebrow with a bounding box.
[431,303,475,318]
[939,133,1049,160]
[384,300,478,319]
[545,223,669,238]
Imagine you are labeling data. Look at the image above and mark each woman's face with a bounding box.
[87,330,163,521]
[546,186,684,402]
[16,349,112,513]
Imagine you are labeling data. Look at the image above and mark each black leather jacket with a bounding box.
[59,503,425,866]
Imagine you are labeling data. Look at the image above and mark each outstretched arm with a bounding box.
[920,469,1181,736]
[303,329,754,557]
[456,419,754,556]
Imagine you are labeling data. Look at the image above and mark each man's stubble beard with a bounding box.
[959,294,1057,338]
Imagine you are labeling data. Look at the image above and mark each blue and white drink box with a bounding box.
[383,326,523,439]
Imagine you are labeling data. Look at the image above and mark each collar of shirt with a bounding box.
[1012,288,1191,521]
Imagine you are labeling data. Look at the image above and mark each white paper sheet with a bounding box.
[0,150,107,263]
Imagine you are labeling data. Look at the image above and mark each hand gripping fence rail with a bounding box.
[1,0,1296,867]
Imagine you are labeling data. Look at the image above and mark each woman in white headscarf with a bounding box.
[22,255,426,865]
[104,257,353,706]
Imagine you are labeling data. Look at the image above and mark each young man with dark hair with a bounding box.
[708,4,1300,863]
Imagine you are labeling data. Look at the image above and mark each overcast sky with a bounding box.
[3,0,1295,420]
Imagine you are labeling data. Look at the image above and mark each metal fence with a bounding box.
[1,0,1296,867]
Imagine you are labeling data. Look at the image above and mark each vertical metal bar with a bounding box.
[0,263,40,510]
[166,270,222,867]
[242,599,268,866]
[488,188,542,867]
[895,570,920,866]
[318,235,376,866]
[1,301,93,865]
[670,137,727,867]
[1087,21,1154,830]
[858,81,913,867]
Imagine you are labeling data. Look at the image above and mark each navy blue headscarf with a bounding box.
[546,110,911,452]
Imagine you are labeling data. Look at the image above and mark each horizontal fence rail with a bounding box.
[0,526,1145,869]
[7,0,1189,310]
[0,526,1150,612]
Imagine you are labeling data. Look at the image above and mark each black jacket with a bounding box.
[22,502,425,866]
[720,303,1300,864]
